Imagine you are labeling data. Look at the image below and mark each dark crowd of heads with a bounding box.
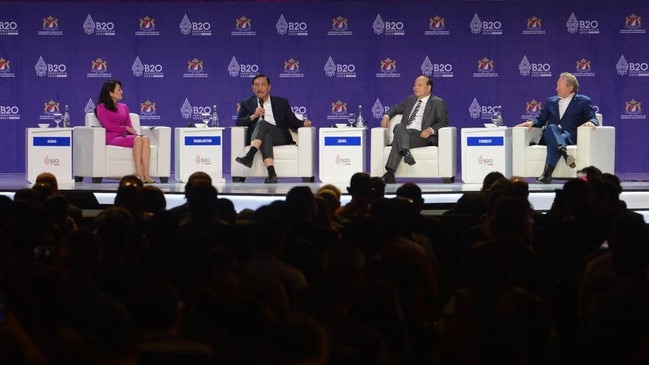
[0,168,647,365]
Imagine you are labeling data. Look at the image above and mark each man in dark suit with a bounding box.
[234,74,312,183]
[519,72,599,184]
[379,75,449,184]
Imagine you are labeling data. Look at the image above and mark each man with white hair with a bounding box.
[518,72,599,184]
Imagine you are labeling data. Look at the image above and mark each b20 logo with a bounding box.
[192,22,211,31]
[337,64,355,72]
[385,22,404,30]
[0,106,19,114]
[288,22,307,31]
[0,22,18,30]
[95,22,115,30]
[482,21,502,30]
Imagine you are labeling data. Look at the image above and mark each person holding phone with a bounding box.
[95,79,154,183]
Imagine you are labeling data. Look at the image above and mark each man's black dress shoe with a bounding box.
[381,171,396,184]
[564,154,576,168]
[536,164,554,184]
[402,149,416,166]
[235,156,253,168]
[559,146,576,168]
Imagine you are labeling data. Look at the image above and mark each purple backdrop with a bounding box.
[1,1,647,176]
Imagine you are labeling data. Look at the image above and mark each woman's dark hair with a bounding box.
[95,79,121,114]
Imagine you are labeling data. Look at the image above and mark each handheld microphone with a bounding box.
[258,98,265,120]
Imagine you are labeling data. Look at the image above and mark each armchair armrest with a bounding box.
[297,127,315,178]
[140,126,171,177]
[370,127,389,177]
[512,126,534,176]
[231,126,247,153]
[73,126,106,177]
[140,126,170,145]
[230,126,248,178]
[576,126,616,173]
[438,127,457,178]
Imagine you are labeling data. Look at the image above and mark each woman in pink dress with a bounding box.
[95,79,154,183]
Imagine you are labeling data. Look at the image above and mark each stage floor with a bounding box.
[4,173,649,215]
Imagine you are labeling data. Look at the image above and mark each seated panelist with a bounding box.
[95,79,155,183]
[516,72,598,184]
[234,74,312,184]
[379,75,449,184]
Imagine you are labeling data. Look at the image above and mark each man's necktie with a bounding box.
[406,99,422,125]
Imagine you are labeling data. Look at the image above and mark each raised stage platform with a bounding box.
[4,172,649,219]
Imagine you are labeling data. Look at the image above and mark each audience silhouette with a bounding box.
[0,168,647,365]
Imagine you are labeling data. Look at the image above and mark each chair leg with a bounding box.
[92,177,103,183]
[232,177,246,183]
[74,176,84,182]
[302,177,315,182]
[442,177,455,183]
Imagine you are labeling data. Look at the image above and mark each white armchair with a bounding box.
[230,126,316,182]
[370,114,457,183]
[512,113,615,178]
[73,113,171,183]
